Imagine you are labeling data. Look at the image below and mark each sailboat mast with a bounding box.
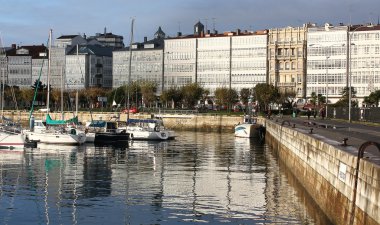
[127,18,134,121]
[60,66,64,120]
[0,36,4,120]
[47,29,52,113]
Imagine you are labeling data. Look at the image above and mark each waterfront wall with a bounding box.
[4,111,242,131]
[264,119,380,225]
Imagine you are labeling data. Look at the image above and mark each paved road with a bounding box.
[269,115,380,165]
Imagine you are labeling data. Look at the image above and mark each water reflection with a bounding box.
[0,131,332,224]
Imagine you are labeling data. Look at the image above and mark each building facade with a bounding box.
[113,27,166,94]
[66,45,113,90]
[6,45,48,88]
[268,25,308,98]
[165,22,268,95]
[348,24,380,105]
[88,28,124,49]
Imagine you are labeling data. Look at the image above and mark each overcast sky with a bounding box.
[0,0,379,46]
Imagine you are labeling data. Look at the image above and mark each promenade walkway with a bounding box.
[270,115,380,165]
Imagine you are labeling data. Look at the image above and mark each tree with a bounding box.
[278,90,296,110]
[239,88,251,106]
[363,90,380,107]
[161,87,183,108]
[181,83,204,109]
[334,87,358,107]
[140,81,157,107]
[253,83,279,111]
[214,87,238,110]
[30,79,47,106]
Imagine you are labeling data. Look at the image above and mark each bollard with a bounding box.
[341,138,348,146]
[292,124,296,128]
[309,128,313,134]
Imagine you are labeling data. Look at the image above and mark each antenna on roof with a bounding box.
[212,18,216,32]
[205,18,208,31]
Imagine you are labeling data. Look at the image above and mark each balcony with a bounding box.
[277,82,296,87]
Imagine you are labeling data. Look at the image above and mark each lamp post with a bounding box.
[325,55,330,118]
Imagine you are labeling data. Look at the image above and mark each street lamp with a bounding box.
[348,24,373,123]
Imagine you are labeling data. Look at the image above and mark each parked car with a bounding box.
[122,107,138,114]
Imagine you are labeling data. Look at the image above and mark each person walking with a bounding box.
[307,108,311,120]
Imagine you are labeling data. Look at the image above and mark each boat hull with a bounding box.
[0,131,25,149]
[94,132,130,144]
[128,129,170,140]
[24,131,86,145]
[234,124,264,138]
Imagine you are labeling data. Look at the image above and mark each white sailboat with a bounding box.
[120,19,174,141]
[24,29,86,145]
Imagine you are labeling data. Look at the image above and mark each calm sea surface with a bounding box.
[0,131,332,225]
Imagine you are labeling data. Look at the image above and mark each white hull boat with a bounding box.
[24,119,86,145]
[121,119,174,141]
[0,130,25,149]
[234,115,265,139]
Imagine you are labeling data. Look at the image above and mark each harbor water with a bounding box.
[0,131,332,224]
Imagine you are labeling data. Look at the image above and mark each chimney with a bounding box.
[104,27,106,35]
[177,32,182,37]
[236,29,241,35]
[11,44,16,49]
[214,30,218,35]
[207,30,210,34]
[144,37,147,42]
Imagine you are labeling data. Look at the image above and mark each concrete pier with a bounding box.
[264,118,380,225]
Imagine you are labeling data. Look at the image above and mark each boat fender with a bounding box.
[121,130,126,134]
[70,129,76,135]
[130,133,134,139]
[161,132,166,137]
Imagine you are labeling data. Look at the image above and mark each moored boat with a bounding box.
[234,115,265,139]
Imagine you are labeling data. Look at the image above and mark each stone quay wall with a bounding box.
[4,111,242,132]
[263,119,380,225]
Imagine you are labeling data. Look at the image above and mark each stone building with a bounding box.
[268,25,309,98]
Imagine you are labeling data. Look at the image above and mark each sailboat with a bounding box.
[23,29,86,145]
[118,19,173,141]
[0,36,26,149]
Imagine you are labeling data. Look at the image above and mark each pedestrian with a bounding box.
[313,109,317,119]
[307,108,311,120]
[320,108,325,120]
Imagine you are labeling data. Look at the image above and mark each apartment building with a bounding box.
[66,45,113,90]
[6,44,48,88]
[112,27,165,93]
[307,23,348,104]
[348,24,380,104]
[165,22,268,95]
[88,28,124,49]
[268,25,308,98]
[50,35,87,88]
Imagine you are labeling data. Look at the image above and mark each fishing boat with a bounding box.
[234,115,265,139]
